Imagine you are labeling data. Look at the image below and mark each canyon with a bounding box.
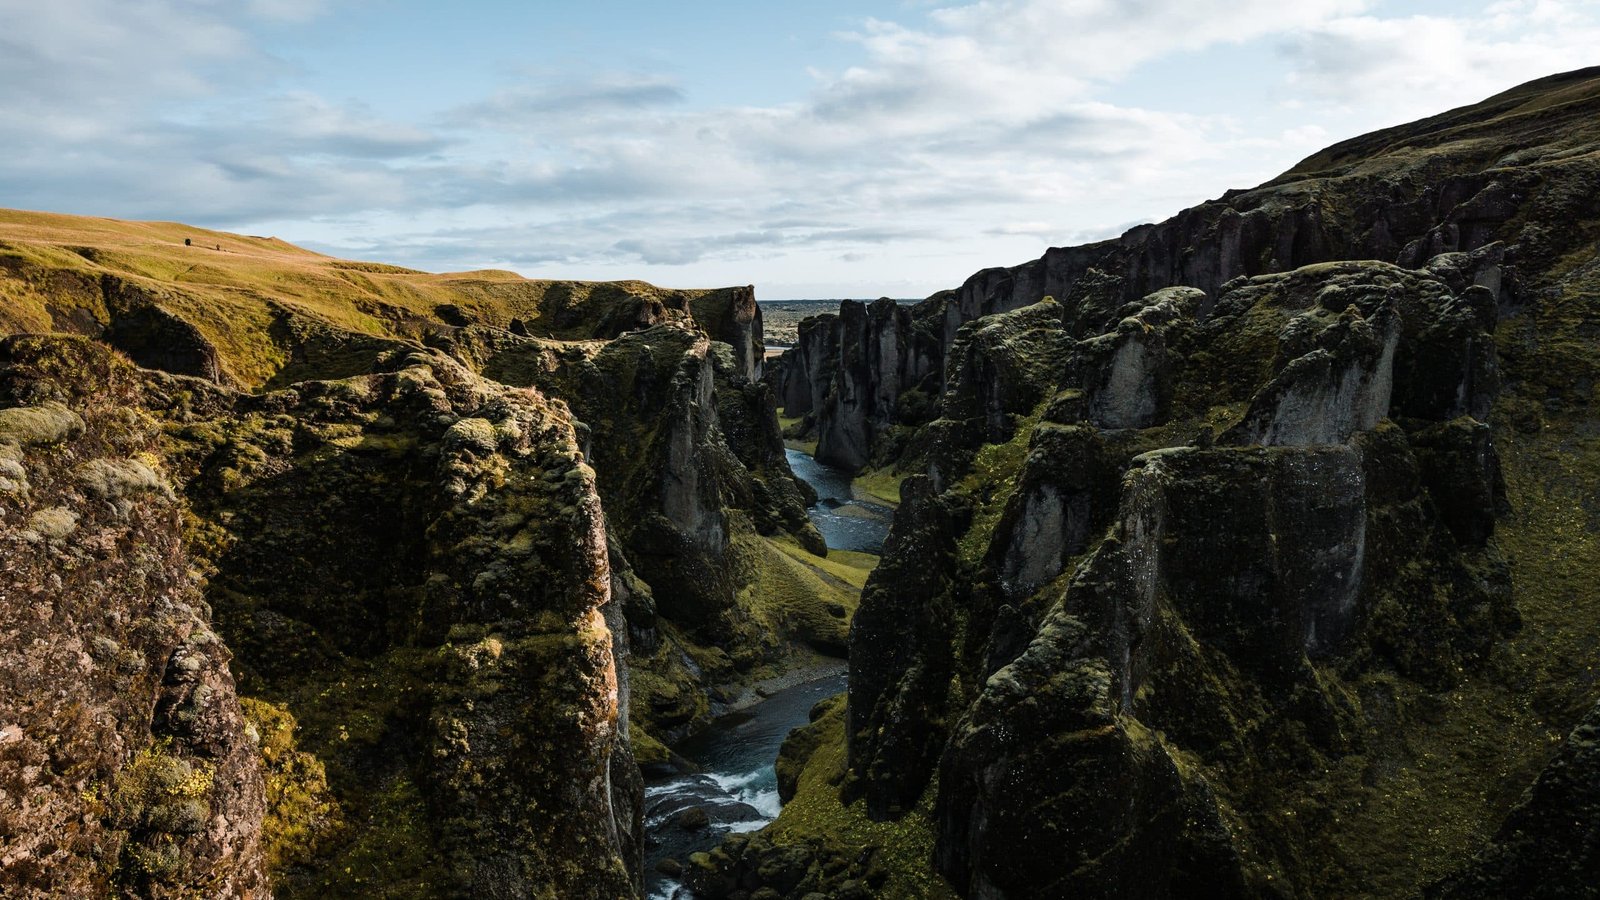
[2,65,1600,899]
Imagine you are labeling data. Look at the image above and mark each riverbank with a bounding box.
[644,669,850,899]
[724,655,847,716]
[642,444,888,899]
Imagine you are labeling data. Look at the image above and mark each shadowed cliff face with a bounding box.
[840,261,1514,895]
[428,318,831,749]
[705,69,1600,900]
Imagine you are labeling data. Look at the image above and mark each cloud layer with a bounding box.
[1,0,1596,296]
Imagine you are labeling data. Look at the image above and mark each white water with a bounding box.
[644,448,883,899]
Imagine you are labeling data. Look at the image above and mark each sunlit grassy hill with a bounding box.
[0,208,751,388]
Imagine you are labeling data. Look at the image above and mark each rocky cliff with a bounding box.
[0,214,836,897]
[0,339,267,899]
[705,66,1600,899]
[770,66,1600,480]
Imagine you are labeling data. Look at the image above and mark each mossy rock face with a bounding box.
[435,315,833,744]
[935,608,1250,898]
[0,214,840,808]
[845,474,973,818]
[0,296,839,897]
[0,336,642,899]
[839,255,1523,896]
[940,299,1070,445]
[0,336,268,899]
[815,298,944,474]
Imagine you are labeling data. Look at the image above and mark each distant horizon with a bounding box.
[3,2,1596,297]
[757,296,924,304]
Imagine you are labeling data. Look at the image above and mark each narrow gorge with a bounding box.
[2,64,1600,900]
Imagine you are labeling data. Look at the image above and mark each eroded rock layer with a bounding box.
[708,66,1600,900]
[0,222,836,897]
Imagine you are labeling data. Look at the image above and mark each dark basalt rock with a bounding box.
[845,475,972,818]
[776,296,943,475]
[691,285,765,383]
[1223,301,1400,447]
[771,312,840,419]
[837,258,1513,898]
[986,424,1118,602]
[940,299,1070,444]
[693,68,1600,900]
[935,607,1250,900]
[816,299,908,472]
[1069,287,1202,430]
[103,279,226,384]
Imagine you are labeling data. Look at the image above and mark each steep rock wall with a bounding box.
[0,336,642,898]
[0,338,268,899]
[842,259,1513,897]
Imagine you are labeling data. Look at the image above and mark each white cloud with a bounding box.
[247,0,327,22]
[1,0,1597,296]
[1279,1,1600,120]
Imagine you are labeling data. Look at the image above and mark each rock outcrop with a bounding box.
[771,312,839,418]
[0,335,645,898]
[0,338,268,899]
[772,295,944,474]
[429,317,831,746]
[700,67,1600,900]
[838,261,1513,893]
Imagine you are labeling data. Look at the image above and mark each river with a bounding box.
[642,449,888,899]
[782,448,894,552]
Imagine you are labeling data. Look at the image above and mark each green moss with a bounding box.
[734,530,859,655]
[239,698,342,875]
[778,415,820,454]
[629,726,673,770]
[765,700,958,899]
[769,537,877,590]
[296,772,445,899]
[852,466,903,506]
[952,404,1045,567]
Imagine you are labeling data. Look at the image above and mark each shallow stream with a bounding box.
[642,449,886,899]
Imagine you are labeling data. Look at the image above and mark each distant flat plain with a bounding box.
[760,298,918,349]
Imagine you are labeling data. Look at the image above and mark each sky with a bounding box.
[1,1,1597,299]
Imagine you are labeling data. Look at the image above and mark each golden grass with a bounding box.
[0,207,719,387]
